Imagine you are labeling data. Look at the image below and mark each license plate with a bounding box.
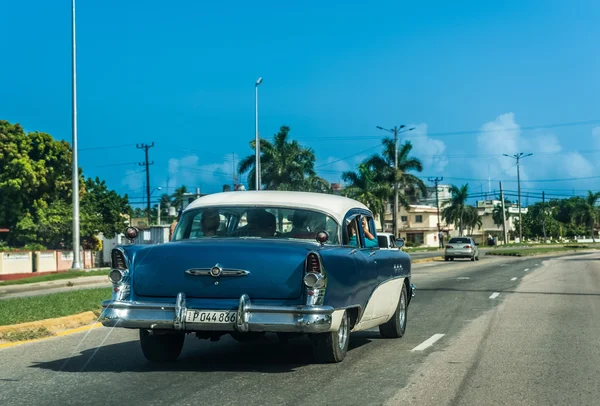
[185,310,237,324]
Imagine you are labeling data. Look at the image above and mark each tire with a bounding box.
[475,254,480,261]
[230,331,266,343]
[311,310,349,363]
[139,329,185,362]
[445,257,449,261]
[450,257,454,261]
[379,283,408,338]
[471,255,475,261]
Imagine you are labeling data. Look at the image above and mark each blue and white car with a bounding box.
[100,191,415,363]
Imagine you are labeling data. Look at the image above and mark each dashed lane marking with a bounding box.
[411,334,445,352]
[511,277,517,281]
[489,292,500,299]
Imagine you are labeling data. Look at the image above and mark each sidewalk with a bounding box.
[0,275,111,300]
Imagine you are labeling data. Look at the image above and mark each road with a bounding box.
[1,251,599,405]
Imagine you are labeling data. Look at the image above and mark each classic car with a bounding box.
[100,191,415,363]
[377,232,404,250]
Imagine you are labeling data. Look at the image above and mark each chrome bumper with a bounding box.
[100,292,335,334]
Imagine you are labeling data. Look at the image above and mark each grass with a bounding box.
[0,327,53,342]
[0,269,109,286]
[0,287,112,326]
[486,245,597,257]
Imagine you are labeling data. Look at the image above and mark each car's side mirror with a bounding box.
[396,238,405,248]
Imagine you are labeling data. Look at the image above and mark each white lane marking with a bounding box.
[524,268,529,272]
[489,292,500,299]
[511,277,517,281]
[500,264,507,267]
[535,264,539,266]
[457,277,470,280]
[411,334,445,352]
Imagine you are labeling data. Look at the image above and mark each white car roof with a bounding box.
[185,191,370,224]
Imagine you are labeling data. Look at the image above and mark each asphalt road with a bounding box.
[1,252,599,405]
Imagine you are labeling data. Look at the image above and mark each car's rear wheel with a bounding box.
[311,310,349,363]
[379,283,408,338]
[139,329,185,362]
[471,255,475,261]
[445,256,449,261]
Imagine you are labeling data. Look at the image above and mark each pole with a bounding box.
[542,191,546,241]
[393,126,399,238]
[255,78,262,190]
[428,177,443,246]
[516,155,522,242]
[137,143,154,226]
[158,201,161,226]
[70,0,82,270]
[500,181,507,245]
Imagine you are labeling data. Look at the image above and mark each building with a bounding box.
[472,200,528,242]
[380,204,454,247]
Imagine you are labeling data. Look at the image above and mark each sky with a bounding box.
[2,0,600,208]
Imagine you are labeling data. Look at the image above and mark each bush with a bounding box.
[24,243,47,251]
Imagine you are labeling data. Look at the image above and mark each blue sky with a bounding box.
[2,0,600,207]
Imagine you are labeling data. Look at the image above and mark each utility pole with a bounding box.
[137,143,154,226]
[499,181,508,244]
[542,191,546,240]
[503,152,532,242]
[428,177,443,245]
[376,124,415,237]
[70,0,82,269]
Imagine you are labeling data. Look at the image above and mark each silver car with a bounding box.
[445,237,480,261]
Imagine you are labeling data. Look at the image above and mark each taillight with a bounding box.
[464,245,472,249]
[446,245,453,249]
[306,253,321,273]
[111,249,127,270]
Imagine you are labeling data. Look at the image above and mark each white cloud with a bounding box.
[473,113,596,188]
[404,123,448,172]
[166,153,238,193]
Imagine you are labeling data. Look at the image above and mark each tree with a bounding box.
[463,206,482,236]
[238,126,325,191]
[441,184,469,236]
[171,186,188,211]
[364,140,427,209]
[342,163,392,230]
[492,204,510,229]
[572,191,600,242]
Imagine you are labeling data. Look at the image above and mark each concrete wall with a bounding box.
[36,251,57,273]
[0,252,33,275]
[56,251,74,271]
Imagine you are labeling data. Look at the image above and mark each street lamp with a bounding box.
[70,0,82,270]
[503,153,533,243]
[151,187,162,225]
[376,125,416,237]
[255,77,263,191]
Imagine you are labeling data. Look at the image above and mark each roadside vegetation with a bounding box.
[0,288,111,326]
[0,269,109,286]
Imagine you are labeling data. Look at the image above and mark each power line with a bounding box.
[80,143,137,151]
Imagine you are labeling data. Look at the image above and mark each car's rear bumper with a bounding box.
[99,293,336,334]
[445,249,474,258]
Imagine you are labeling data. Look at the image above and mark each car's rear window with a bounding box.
[448,238,470,244]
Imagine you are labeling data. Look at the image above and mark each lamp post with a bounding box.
[503,153,533,242]
[70,0,82,270]
[376,125,416,237]
[255,77,263,191]
[151,187,162,225]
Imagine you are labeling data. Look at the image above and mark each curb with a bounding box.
[412,256,443,264]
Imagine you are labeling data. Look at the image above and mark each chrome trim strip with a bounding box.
[185,269,250,277]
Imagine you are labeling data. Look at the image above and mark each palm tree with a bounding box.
[463,206,482,236]
[238,126,319,191]
[342,163,392,230]
[492,204,510,228]
[572,191,600,242]
[441,184,469,236]
[171,186,188,211]
[364,140,427,209]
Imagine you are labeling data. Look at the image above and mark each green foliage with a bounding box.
[0,120,132,249]
[441,184,470,236]
[238,126,329,192]
[342,163,392,222]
